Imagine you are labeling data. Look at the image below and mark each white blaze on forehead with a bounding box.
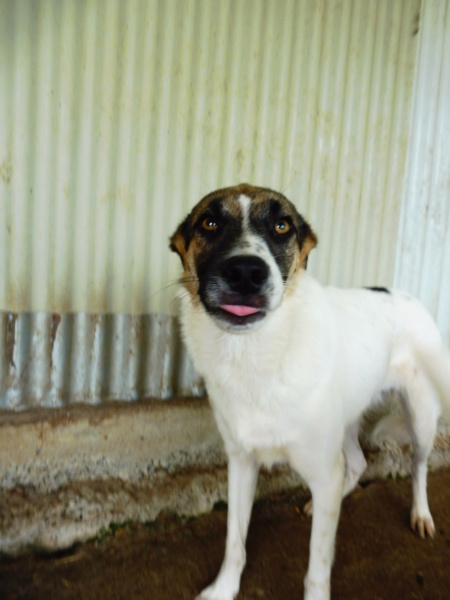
[237,195,252,230]
[231,193,284,310]
[235,194,262,252]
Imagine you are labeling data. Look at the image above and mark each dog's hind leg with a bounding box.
[197,452,259,600]
[399,366,441,539]
[341,421,367,497]
[304,421,366,516]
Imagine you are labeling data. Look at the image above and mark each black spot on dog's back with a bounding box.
[365,286,391,294]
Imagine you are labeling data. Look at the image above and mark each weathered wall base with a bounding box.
[0,399,449,554]
[0,312,204,410]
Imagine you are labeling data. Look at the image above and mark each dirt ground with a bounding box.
[1,468,449,600]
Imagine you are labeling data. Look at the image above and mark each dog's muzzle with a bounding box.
[202,254,272,330]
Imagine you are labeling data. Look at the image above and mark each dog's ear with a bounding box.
[298,218,318,269]
[169,215,191,266]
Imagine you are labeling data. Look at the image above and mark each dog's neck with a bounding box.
[179,270,328,374]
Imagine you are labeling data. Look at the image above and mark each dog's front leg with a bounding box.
[196,453,259,600]
[304,454,345,600]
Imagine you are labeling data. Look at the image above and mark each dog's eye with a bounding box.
[274,219,290,234]
[201,217,218,232]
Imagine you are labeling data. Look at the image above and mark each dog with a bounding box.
[170,183,450,600]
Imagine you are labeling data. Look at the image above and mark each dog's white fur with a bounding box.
[175,192,450,600]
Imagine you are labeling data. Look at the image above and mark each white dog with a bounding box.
[170,184,450,600]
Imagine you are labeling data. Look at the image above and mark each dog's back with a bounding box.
[320,282,449,418]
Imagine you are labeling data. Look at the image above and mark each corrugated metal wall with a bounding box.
[0,0,447,408]
[394,0,450,346]
[0,0,420,315]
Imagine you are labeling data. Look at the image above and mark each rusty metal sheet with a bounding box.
[0,312,204,409]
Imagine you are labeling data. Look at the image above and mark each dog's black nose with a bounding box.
[221,255,269,294]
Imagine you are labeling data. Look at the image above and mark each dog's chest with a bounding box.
[203,350,311,461]
[182,299,324,459]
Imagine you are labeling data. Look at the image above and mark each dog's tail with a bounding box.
[417,345,450,421]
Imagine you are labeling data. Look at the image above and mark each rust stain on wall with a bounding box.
[6,313,17,370]
[50,314,61,352]
[0,157,12,185]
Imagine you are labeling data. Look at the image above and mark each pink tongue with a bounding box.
[220,305,260,317]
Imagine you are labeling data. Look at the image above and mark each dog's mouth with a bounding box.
[216,304,266,329]
[200,254,276,330]
[204,296,267,330]
[220,304,261,317]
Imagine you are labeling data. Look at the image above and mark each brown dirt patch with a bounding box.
[1,468,449,600]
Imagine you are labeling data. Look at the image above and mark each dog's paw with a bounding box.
[411,509,435,539]
[195,582,236,600]
[303,498,313,517]
[304,575,331,600]
[195,592,234,600]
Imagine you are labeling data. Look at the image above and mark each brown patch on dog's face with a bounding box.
[170,190,245,302]
[170,184,317,322]
[299,229,318,267]
[245,190,317,280]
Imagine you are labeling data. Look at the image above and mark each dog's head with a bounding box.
[170,184,317,332]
